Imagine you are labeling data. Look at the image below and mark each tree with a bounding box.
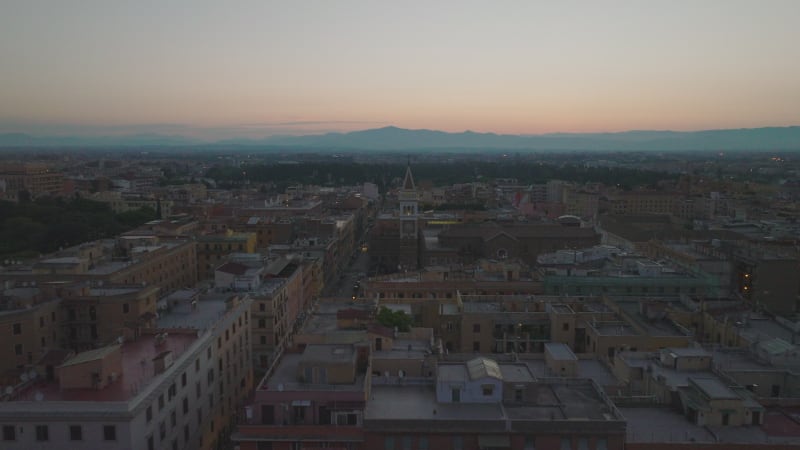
[376,306,412,332]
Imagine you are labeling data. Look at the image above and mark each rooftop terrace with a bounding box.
[13,331,197,403]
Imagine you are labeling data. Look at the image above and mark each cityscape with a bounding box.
[2,2,800,450]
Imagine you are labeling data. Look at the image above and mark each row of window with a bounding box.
[2,424,116,442]
[9,311,58,335]
[551,285,697,294]
[381,435,609,450]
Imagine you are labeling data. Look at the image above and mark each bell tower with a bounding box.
[399,160,418,239]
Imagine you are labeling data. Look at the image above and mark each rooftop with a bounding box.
[13,331,197,403]
[262,352,366,392]
[367,379,621,424]
[156,292,231,330]
[366,385,505,422]
[593,322,639,336]
[545,342,578,361]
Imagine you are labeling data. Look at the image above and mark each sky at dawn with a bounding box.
[1,0,800,139]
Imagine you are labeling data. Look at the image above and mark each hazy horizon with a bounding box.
[2,1,800,138]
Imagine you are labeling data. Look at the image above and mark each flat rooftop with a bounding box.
[86,260,132,275]
[367,380,619,423]
[593,322,639,336]
[261,353,366,392]
[374,338,431,360]
[623,406,800,445]
[156,293,229,330]
[622,407,715,443]
[545,342,577,361]
[367,385,505,422]
[13,332,197,403]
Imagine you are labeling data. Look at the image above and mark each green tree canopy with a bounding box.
[376,306,412,332]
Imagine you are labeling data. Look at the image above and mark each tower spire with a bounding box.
[402,158,415,191]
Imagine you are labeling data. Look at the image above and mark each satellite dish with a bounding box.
[277,383,284,392]
[34,391,44,402]
[20,373,29,383]
[28,370,38,380]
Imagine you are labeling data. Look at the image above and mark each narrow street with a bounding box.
[325,245,371,298]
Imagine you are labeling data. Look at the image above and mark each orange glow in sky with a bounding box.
[1,1,799,139]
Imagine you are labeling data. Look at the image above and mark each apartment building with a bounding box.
[0,163,63,200]
[363,357,626,450]
[0,293,253,450]
[197,231,257,280]
[0,287,62,377]
[0,238,198,297]
[234,343,371,450]
[59,283,160,351]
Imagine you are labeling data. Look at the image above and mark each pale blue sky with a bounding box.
[1,0,799,138]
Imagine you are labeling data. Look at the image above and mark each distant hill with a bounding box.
[257,126,800,152]
[3,125,800,152]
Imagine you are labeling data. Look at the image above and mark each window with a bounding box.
[104,425,117,441]
[172,439,178,450]
[515,388,524,401]
[34,425,49,441]
[183,397,189,414]
[473,341,480,352]
[577,437,588,450]
[181,372,187,387]
[70,425,83,441]
[2,425,15,441]
[260,335,267,345]
[14,344,22,356]
[419,436,429,450]
[159,421,166,440]
[195,359,200,372]
[146,406,153,422]
[184,425,190,442]
[12,323,21,335]
[123,303,130,313]
[158,394,165,410]
[596,438,607,450]
[196,381,202,398]
[562,322,569,331]
[560,437,571,450]
[207,347,212,359]
[147,435,154,450]
[472,323,481,333]
[524,436,536,450]
[384,436,395,450]
[168,383,177,400]
[453,436,464,450]
[402,436,412,450]
[481,384,494,396]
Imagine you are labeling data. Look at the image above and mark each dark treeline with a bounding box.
[207,161,675,191]
[0,197,157,258]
